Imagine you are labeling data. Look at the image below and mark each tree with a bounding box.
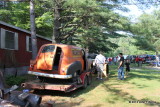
[131,10,160,52]
[30,0,37,59]
[50,0,130,53]
[0,1,53,37]
[0,0,131,53]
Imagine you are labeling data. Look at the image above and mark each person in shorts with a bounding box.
[95,51,106,80]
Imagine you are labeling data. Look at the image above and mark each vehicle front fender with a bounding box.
[66,61,82,75]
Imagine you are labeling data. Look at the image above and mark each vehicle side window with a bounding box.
[42,45,55,53]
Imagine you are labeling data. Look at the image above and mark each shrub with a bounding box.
[6,76,26,86]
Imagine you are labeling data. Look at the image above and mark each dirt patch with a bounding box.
[42,95,84,107]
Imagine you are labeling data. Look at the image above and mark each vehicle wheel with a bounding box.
[87,74,92,85]
[82,76,88,89]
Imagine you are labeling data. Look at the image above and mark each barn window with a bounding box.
[0,28,18,50]
[26,36,32,52]
[5,31,15,49]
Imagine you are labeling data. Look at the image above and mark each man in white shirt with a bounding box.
[95,51,106,80]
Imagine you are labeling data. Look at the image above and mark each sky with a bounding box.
[107,0,160,22]
[114,4,158,35]
[120,5,156,22]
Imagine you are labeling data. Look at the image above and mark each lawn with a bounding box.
[41,64,160,107]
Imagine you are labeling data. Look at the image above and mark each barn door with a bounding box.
[37,45,57,70]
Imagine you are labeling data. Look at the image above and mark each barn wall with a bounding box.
[0,23,51,76]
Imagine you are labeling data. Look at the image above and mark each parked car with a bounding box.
[144,55,156,63]
[130,55,136,63]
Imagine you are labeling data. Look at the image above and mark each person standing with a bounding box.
[109,57,112,65]
[156,55,159,67]
[95,51,106,80]
[125,59,130,76]
[113,57,117,65]
[135,56,139,67]
[118,53,125,80]
[139,57,143,67]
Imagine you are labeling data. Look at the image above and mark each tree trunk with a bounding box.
[53,0,61,43]
[30,0,37,59]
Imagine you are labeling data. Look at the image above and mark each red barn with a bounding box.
[0,21,52,76]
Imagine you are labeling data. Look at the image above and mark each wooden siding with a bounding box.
[0,23,52,67]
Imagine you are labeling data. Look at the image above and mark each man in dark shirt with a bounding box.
[118,53,124,80]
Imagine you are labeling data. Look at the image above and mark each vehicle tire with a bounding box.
[87,74,92,85]
[82,76,88,89]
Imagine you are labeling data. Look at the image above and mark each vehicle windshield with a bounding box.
[42,45,55,53]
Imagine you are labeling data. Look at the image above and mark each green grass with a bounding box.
[42,64,160,107]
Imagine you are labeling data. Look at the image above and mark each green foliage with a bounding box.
[36,12,53,37]
[0,1,53,37]
[109,36,155,56]
[0,2,30,29]
[75,26,118,53]
[61,0,130,53]
[0,0,131,53]
[131,10,160,52]
[6,76,26,86]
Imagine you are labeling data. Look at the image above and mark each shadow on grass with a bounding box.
[53,98,85,107]
[102,82,136,104]
[101,81,160,106]
[100,65,160,106]
[125,71,160,82]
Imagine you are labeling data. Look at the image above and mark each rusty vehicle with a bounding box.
[22,44,93,92]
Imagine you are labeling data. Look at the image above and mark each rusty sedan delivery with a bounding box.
[28,44,92,81]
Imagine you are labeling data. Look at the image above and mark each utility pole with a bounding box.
[30,0,37,59]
